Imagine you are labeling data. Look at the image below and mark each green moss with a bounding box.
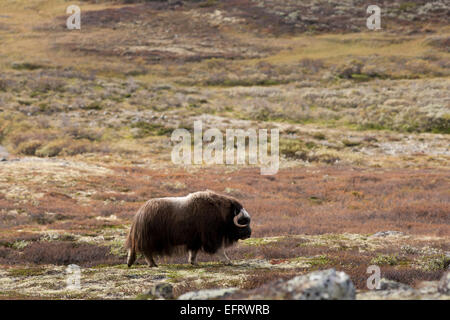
[371,254,399,266]
[350,73,371,81]
[199,0,217,8]
[85,102,102,110]
[308,196,324,205]
[91,264,111,269]
[307,255,331,267]
[305,141,316,149]
[242,237,281,246]
[279,138,305,158]
[342,139,361,147]
[320,234,351,241]
[108,239,126,257]
[16,140,43,156]
[135,293,154,300]
[8,267,46,277]
[421,255,450,271]
[131,121,172,137]
[18,100,32,106]
[166,271,182,283]
[36,140,65,157]
[398,2,418,11]
[11,62,45,70]
[312,132,326,140]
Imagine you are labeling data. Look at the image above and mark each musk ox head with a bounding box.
[229,200,252,241]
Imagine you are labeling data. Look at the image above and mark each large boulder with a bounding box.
[271,268,356,300]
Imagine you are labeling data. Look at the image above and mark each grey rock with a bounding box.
[377,278,413,291]
[283,269,356,300]
[417,281,439,295]
[178,288,239,300]
[148,282,174,299]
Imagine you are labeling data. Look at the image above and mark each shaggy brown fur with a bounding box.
[126,190,251,267]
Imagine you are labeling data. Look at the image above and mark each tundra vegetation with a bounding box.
[0,0,448,299]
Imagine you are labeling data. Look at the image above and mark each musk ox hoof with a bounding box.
[145,256,158,267]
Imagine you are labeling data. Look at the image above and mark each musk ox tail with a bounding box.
[126,226,136,267]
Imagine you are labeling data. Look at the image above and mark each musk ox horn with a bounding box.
[233,209,250,228]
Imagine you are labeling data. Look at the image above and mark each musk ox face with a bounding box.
[230,201,252,240]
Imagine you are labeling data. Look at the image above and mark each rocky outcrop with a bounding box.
[180,269,356,300]
[148,283,174,299]
[176,269,450,300]
[358,274,450,300]
[264,268,356,300]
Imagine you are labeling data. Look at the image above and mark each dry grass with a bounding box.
[1,166,448,240]
[0,0,448,299]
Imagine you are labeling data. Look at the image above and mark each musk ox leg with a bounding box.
[188,250,198,266]
[127,248,137,267]
[144,254,158,267]
[222,248,233,266]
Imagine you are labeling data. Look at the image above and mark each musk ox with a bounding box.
[126,190,251,267]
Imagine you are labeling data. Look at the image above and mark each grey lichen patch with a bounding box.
[108,239,127,257]
[297,233,372,251]
[241,236,284,246]
[371,254,400,266]
[10,240,30,250]
[306,255,332,268]
[166,270,184,283]
[0,264,169,299]
[135,293,154,300]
